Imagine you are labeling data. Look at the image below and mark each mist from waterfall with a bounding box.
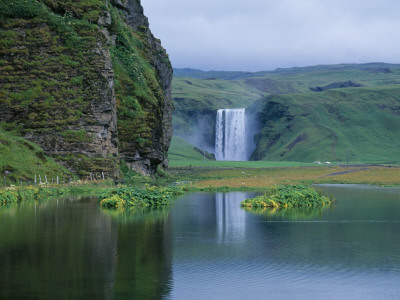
[215,108,247,161]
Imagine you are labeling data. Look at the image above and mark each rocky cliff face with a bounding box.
[110,0,173,175]
[0,0,173,177]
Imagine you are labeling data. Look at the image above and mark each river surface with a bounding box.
[1,185,400,299]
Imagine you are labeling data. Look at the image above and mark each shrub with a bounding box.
[99,185,185,208]
[0,187,19,204]
[241,184,333,209]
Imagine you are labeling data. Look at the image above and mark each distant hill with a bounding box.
[248,85,400,164]
[173,68,254,80]
[171,63,400,163]
[174,63,400,80]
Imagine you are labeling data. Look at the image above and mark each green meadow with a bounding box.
[168,136,312,168]
[168,135,400,189]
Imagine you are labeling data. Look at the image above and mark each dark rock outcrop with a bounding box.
[310,80,362,92]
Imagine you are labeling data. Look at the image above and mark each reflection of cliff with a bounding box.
[0,197,118,299]
[0,197,173,299]
[111,209,173,300]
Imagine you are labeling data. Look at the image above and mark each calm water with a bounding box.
[1,185,400,299]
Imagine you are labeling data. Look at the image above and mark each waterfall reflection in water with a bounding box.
[168,188,400,300]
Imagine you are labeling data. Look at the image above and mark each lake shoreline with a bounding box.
[1,164,399,204]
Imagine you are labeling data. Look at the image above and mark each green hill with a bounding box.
[0,128,73,185]
[168,136,207,162]
[172,77,264,150]
[249,85,400,164]
[172,63,400,164]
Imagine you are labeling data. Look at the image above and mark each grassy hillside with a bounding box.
[172,77,264,150]
[172,63,400,163]
[250,85,400,164]
[168,136,207,162]
[173,77,263,110]
[172,77,263,145]
[0,128,73,185]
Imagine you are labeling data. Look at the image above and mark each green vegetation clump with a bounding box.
[0,180,119,204]
[241,184,333,208]
[99,185,185,208]
[58,129,91,143]
[0,188,19,204]
[0,185,70,204]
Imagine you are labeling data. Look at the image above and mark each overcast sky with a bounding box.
[142,0,400,72]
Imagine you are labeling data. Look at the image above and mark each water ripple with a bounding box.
[167,190,400,299]
[257,220,400,223]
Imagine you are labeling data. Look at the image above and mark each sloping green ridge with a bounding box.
[0,127,72,184]
[168,136,206,161]
[251,85,400,163]
[172,77,263,138]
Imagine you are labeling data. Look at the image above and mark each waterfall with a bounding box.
[215,108,247,161]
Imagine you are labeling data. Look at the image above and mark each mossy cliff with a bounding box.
[0,0,172,177]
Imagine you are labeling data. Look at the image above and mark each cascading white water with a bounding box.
[215,108,247,161]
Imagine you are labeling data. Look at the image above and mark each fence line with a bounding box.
[2,171,111,188]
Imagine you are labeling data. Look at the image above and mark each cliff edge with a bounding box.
[0,0,173,178]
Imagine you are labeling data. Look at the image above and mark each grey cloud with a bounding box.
[143,0,400,71]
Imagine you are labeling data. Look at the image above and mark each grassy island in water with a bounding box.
[99,185,186,208]
[241,184,333,209]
